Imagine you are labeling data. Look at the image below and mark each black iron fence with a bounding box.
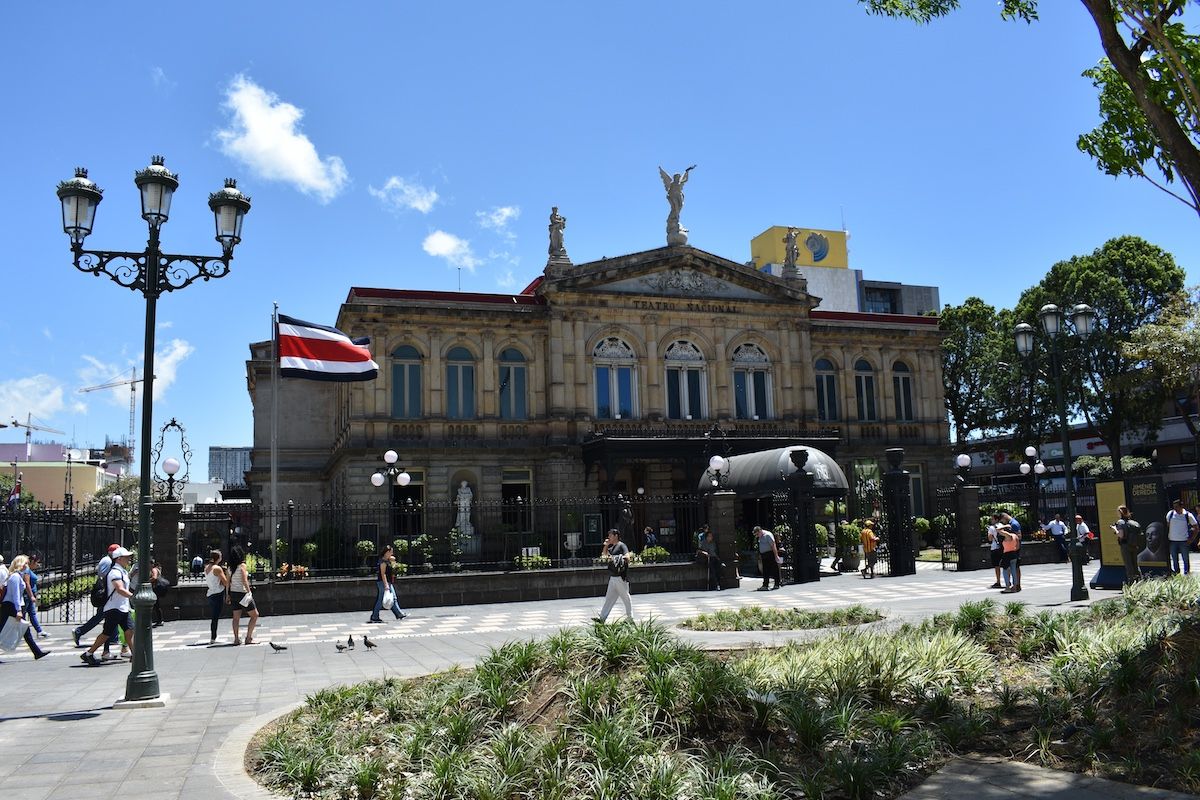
[0,506,134,625]
[184,495,708,580]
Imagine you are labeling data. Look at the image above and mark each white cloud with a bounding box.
[152,339,194,400]
[495,269,517,290]
[215,74,348,203]
[42,327,52,341]
[477,205,521,240]
[158,320,174,330]
[0,375,65,425]
[78,355,132,409]
[150,66,176,92]
[70,400,88,415]
[422,231,481,271]
[369,177,439,214]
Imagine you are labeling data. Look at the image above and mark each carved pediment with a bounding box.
[542,245,814,308]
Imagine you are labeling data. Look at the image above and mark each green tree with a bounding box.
[939,297,1007,444]
[0,473,40,511]
[860,1,1200,217]
[1123,287,1200,435]
[1014,235,1185,477]
[88,474,141,511]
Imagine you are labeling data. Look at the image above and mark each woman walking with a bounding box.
[228,546,259,645]
[368,544,407,623]
[1,555,50,660]
[204,550,229,645]
[149,560,166,628]
[21,553,48,638]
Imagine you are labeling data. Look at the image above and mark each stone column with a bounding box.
[548,316,566,415]
[882,448,916,577]
[152,501,182,585]
[705,490,740,589]
[954,483,988,571]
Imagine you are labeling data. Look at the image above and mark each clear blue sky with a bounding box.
[1,2,1195,480]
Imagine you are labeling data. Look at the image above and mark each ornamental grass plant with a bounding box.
[251,575,1200,799]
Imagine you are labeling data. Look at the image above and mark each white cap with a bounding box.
[112,547,134,558]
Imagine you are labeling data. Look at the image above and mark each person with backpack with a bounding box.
[73,543,121,658]
[593,529,632,623]
[1,555,50,660]
[1111,505,1142,584]
[80,547,135,667]
[1166,499,1199,575]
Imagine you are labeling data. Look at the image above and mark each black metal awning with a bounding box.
[697,445,849,497]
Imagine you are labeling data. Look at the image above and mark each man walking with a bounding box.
[697,527,722,590]
[1111,505,1141,585]
[1045,513,1068,562]
[860,519,879,579]
[1166,499,1198,575]
[72,543,120,649]
[593,529,632,623]
[80,547,135,667]
[998,511,1022,593]
[754,526,781,591]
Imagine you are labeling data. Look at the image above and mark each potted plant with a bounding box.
[813,523,829,556]
[564,512,583,558]
[836,521,862,572]
[355,540,376,575]
[640,545,671,563]
[301,541,318,565]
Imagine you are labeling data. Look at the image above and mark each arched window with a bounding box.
[498,348,527,420]
[664,340,705,420]
[732,343,771,420]
[593,337,636,419]
[445,346,475,419]
[893,360,914,422]
[855,358,877,422]
[391,345,422,419]
[815,358,838,422]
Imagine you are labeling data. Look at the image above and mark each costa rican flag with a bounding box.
[5,476,19,511]
[277,314,379,382]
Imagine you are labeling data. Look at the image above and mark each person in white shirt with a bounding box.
[1,555,49,660]
[1044,514,1068,562]
[0,554,8,585]
[986,514,1004,589]
[80,547,135,666]
[1166,499,1199,575]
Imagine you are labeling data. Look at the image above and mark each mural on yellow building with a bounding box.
[750,226,849,270]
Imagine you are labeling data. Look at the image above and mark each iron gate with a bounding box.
[936,486,959,570]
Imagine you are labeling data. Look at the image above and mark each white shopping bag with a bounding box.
[381,588,395,610]
[0,616,30,651]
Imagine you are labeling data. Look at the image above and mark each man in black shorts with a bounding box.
[81,547,135,666]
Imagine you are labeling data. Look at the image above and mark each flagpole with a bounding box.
[270,302,279,575]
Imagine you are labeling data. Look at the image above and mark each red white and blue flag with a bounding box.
[277,314,379,382]
[5,476,19,511]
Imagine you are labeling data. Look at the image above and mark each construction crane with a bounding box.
[78,368,143,466]
[9,413,65,461]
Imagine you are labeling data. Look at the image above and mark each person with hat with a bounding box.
[1166,499,1198,574]
[1074,515,1094,565]
[80,547,135,666]
[72,543,121,653]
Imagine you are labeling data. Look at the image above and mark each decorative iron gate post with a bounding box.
[785,449,820,584]
[882,448,916,577]
[706,490,740,590]
[954,482,987,571]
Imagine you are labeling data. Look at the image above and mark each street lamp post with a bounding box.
[372,450,412,565]
[1018,445,1046,528]
[1014,303,1097,602]
[57,157,250,703]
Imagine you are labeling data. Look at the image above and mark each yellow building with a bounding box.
[8,462,112,507]
[750,226,850,270]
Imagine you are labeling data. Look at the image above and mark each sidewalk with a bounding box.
[0,561,1174,800]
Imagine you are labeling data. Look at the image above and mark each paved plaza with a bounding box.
[1,561,1193,799]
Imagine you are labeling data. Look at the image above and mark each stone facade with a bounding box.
[246,244,951,512]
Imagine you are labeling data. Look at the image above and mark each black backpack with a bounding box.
[89,572,110,608]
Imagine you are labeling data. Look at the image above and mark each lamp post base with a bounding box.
[1070,585,1090,601]
[113,692,171,710]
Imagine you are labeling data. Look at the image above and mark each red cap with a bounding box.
[108,543,121,553]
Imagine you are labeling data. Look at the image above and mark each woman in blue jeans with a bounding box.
[368,545,406,623]
[203,550,229,644]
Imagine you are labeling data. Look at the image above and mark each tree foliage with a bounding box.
[1123,286,1200,434]
[860,0,1200,218]
[1072,454,1155,477]
[0,473,40,511]
[1014,235,1185,476]
[939,297,1007,444]
[87,474,142,511]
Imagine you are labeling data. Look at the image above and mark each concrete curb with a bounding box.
[215,701,304,800]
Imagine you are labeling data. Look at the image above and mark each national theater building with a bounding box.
[245,220,950,521]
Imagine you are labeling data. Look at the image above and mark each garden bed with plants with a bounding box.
[249,576,1200,799]
[679,604,883,632]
